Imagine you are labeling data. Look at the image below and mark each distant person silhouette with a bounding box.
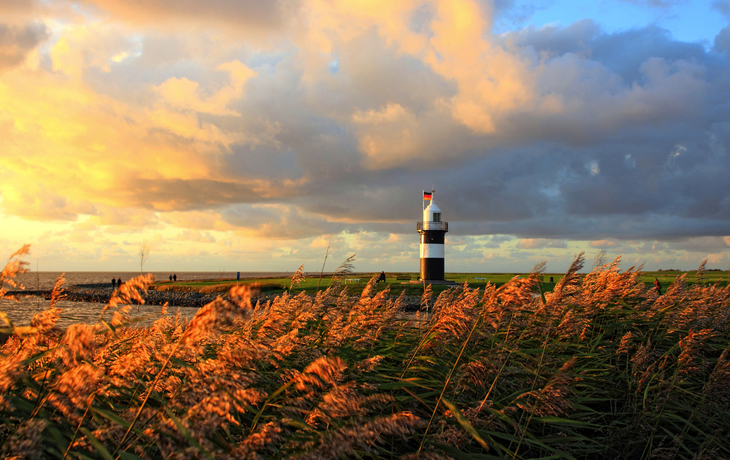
[377,271,386,283]
[173,274,177,282]
[111,277,116,289]
[550,276,554,284]
[654,278,662,295]
[117,278,123,287]
[169,275,172,281]
[237,271,240,281]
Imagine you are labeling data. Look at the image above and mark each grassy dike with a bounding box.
[152,270,729,296]
[2,246,730,459]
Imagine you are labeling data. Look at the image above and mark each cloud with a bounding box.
[174,229,217,243]
[70,0,299,35]
[516,238,568,249]
[0,0,39,13]
[0,22,49,70]
[716,26,730,54]
[589,240,619,248]
[665,236,730,252]
[87,207,159,227]
[715,0,730,17]
[0,0,729,272]
[220,204,348,239]
[155,60,257,116]
[0,187,84,221]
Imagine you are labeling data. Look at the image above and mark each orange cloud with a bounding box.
[0,21,278,221]
[589,240,618,248]
[156,60,257,116]
[72,0,296,36]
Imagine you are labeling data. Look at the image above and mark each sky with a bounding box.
[1,0,729,274]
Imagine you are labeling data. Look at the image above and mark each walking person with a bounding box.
[111,277,116,289]
[654,277,662,295]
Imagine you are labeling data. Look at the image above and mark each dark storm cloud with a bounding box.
[492,0,552,30]
[712,1,730,53]
[715,0,730,16]
[0,22,49,70]
[428,125,729,241]
[667,236,730,253]
[507,20,707,85]
[716,26,730,54]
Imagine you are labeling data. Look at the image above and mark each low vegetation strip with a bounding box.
[1,245,730,459]
[153,282,286,294]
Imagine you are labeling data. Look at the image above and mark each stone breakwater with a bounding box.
[16,285,233,309]
[12,284,425,311]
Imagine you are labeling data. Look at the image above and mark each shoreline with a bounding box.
[10,285,246,309]
[7,283,426,311]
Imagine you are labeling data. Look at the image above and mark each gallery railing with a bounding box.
[417,221,448,231]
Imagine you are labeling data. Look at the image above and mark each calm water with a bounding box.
[7,271,290,290]
[0,298,201,329]
[1,271,289,327]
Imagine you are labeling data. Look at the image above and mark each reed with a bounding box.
[1,246,730,459]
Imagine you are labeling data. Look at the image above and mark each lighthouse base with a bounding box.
[420,258,444,281]
[405,279,458,286]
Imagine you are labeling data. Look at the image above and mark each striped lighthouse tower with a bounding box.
[418,191,448,281]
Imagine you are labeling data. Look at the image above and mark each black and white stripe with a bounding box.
[418,201,447,281]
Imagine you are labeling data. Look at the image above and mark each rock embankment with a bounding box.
[15,287,224,308]
[11,284,425,311]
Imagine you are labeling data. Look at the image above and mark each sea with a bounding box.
[1,271,290,328]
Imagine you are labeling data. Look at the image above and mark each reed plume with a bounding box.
[0,245,729,459]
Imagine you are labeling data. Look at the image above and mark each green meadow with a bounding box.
[154,270,730,296]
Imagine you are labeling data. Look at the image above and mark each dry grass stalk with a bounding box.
[513,357,578,417]
[293,412,421,460]
[705,346,730,405]
[427,287,481,348]
[1,245,730,459]
[677,328,714,375]
[546,252,585,308]
[0,418,47,459]
[328,253,356,290]
[616,331,634,355]
[290,263,305,292]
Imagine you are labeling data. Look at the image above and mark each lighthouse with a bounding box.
[417,191,448,281]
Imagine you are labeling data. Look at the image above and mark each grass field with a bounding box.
[154,269,730,296]
[2,246,730,459]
